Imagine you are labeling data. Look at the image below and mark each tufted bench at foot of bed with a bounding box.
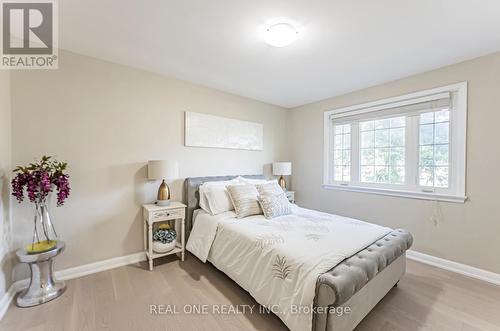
[312,229,413,331]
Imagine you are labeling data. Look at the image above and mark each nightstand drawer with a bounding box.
[152,208,185,221]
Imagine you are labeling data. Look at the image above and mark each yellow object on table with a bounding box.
[26,240,58,254]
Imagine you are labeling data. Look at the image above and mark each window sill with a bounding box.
[322,184,467,203]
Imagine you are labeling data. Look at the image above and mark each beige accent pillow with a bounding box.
[227,184,263,218]
[255,181,284,196]
[258,193,292,219]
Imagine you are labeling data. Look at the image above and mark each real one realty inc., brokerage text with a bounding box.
[150,304,351,316]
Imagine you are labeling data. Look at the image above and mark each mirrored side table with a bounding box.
[16,241,66,307]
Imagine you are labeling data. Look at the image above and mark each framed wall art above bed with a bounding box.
[184,112,264,151]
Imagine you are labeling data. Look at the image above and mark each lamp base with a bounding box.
[156,200,171,206]
[157,179,171,202]
[278,176,287,190]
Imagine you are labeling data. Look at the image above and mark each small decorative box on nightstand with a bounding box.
[143,201,186,271]
[285,191,295,203]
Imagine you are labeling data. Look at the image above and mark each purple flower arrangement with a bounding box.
[12,155,70,206]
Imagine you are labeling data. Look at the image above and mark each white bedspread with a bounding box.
[186,205,391,331]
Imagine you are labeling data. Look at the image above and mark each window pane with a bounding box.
[390,147,405,166]
[359,115,406,185]
[360,166,375,182]
[360,121,374,131]
[375,148,389,165]
[419,167,434,187]
[334,134,343,149]
[420,112,434,124]
[342,166,351,181]
[361,148,374,165]
[342,150,351,165]
[434,145,449,166]
[390,166,405,184]
[390,128,405,147]
[435,109,449,123]
[375,166,389,183]
[390,117,405,128]
[434,122,449,144]
[332,123,351,182]
[435,167,449,187]
[334,150,343,166]
[361,131,374,148]
[419,146,434,166]
[374,119,390,129]
[419,124,434,145]
[343,133,351,149]
[375,129,389,147]
[418,109,450,189]
[334,166,343,181]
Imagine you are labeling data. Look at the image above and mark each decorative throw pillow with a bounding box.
[226,184,263,218]
[255,181,284,196]
[258,193,292,219]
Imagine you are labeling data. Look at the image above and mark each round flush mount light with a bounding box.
[263,20,299,47]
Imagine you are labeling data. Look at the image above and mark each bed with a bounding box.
[184,175,413,331]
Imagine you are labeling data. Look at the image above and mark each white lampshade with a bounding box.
[273,162,292,176]
[148,160,179,180]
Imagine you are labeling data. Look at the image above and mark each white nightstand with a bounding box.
[143,201,186,271]
[285,191,295,203]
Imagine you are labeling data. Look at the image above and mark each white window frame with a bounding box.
[323,82,467,203]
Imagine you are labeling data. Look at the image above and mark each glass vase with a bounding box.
[28,200,59,254]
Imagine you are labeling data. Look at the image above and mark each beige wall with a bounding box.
[289,52,500,273]
[10,51,289,279]
[0,71,13,299]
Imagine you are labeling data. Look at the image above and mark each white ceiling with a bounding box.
[60,0,500,108]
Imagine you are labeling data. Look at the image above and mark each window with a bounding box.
[323,82,467,202]
[333,124,351,181]
[359,116,405,184]
[418,110,450,188]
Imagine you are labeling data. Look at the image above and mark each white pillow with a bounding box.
[199,179,239,214]
[238,177,276,185]
[199,186,210,213]
[205,185,238,215]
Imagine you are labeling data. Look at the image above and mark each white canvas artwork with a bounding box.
[185,112,263,151]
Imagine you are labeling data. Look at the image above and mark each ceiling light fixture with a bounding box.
[263,20,299,47]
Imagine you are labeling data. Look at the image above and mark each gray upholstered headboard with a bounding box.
[184,175,266,237]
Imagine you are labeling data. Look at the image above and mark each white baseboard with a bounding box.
[0,285,17,322]
[407,250,500,286]
[55,252,146,281]
[0,251,146,321]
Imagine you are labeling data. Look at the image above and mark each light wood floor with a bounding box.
[1,254,500,331]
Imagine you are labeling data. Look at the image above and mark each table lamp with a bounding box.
[273,162,292,190]
[148,160,179,206]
